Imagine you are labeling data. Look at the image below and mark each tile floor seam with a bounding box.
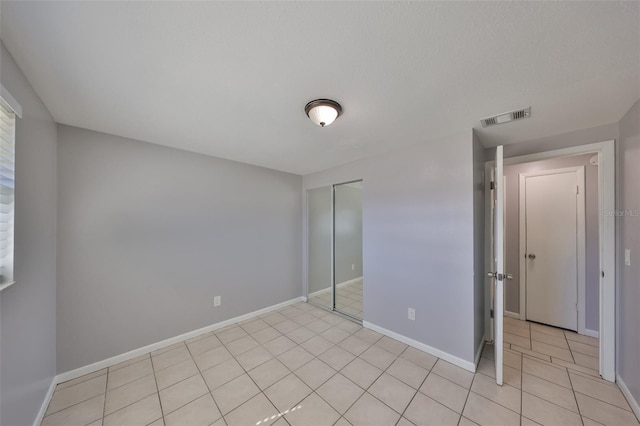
[412,369,459,421]
[566,371,587,425]
[521,389,585,418]
[156,372,207,419]
[354,355,414,419]
[333,352,391,419]
[56,369,108,390]
[185,338,228,426]
[41,382,108,420]
[148,348,167,426]
[564,327,578,365]
[228,336,295,426]
[312,369,363,415]
[413,372,466,422]
[467,387,522,417]
[106,371,156,394]
[102,371,108,425]
[455,372,474,420]
[521,368,587,400]
[573,389,634,413]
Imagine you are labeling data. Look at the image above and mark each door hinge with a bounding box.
[602,271,605,278]
[576,185,579,195]
[490,181,495,190]
[490,309,494,319]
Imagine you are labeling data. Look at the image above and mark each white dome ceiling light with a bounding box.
[305,99,342,127]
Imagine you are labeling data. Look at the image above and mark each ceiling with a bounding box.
[1,2,638,175]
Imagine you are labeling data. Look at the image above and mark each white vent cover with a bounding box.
[481,107,531,128]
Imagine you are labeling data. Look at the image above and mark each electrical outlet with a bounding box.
[351,264,355,271]
[625,249,631,266]
[214,296,221,307]
[408,308,415,321]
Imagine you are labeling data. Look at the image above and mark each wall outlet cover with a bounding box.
[214,296,221,307]
[408,308,415,321]
[625,249,631,266]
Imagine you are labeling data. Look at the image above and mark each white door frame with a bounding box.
[484,140,615,382]
[519,166,586,334]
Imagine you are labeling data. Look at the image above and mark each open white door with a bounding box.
[490,146,505,386]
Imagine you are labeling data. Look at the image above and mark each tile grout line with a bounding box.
[148,350,167,426]
[566,371,587,426]
[216,309,351,424]
[100,367,108,425]
[218,325,286,426]
[453,364,472,426]
[39,379,103,421]
[184,340,230,426]
[396,345,433,425]
[521,362,631,415]
[564,328,577,364]
[266,324,367,423]
[296,331,397,423]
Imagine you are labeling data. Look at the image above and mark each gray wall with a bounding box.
[472,133,485,358]
[307,186,332,296]
[334,182,363,284]
[56,125,302,373]
[617,99,640,409]
[0,43,58,426]
[502,123,619,158]
[304,131,477,363]
[503,154,600,332]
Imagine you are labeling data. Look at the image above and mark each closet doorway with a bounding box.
[307,180,363,320]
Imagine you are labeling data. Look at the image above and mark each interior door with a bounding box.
[524,169,580,331]
[491,146,505,386]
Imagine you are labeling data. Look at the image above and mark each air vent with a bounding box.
[481,107,531,128]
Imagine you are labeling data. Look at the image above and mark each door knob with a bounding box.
[528,253,536,260]
[506,274,513,280]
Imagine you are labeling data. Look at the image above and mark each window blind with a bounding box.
[0,103,15,287]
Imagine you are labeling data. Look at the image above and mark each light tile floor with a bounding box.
[42,306,639,426]
[308,279,362,319]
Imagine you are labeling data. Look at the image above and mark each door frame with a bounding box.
[484,140,615,382]
[519,166,586,334]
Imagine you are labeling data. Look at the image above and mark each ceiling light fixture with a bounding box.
[305,99,342,127]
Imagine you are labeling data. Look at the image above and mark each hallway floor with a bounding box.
[41,305,638,426]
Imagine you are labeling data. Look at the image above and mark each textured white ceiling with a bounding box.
[1,1,638,174]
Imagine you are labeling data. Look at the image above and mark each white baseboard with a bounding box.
[33,377,57,426]
[617,374,640,421]
[363,321,476,373]
[308,277,363,299]
[55,296,305,384]
[475,334,487,370]
[308,286,331,298]
[336,277,363,288]
[504,311,520,319]
[583,328,599,338]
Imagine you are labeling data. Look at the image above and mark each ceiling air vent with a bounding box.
[481,107,531,128]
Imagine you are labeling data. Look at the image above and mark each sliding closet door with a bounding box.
[307,186,333,310]
[333,181,363,319]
